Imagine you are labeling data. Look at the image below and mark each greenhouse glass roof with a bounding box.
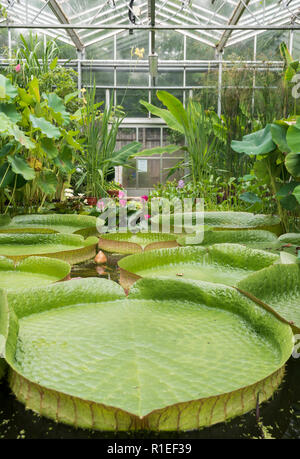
[1,0,300,52]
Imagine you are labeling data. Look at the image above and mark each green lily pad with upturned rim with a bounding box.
[118,243,281,290]
[0,256,70,291]
[0,233,98,265]
[152,211,282,235]
[0,277,293,431]
[177,229,278,250]
[237,263,300,334]
[98,231,179,254]
[0,214,99,237]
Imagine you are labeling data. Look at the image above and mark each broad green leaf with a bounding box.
[0,143,13,159]
[53,145,74,173]
[43,92,70,125]
[7,155,35,181]
[30,114,61,139]
[140,100,184,134]
[285,152,300,177]
[28,77,40,103]
[231,125,275,155]
[41,138,58,159]
[36,171,58,195]
[276,182,298,197]
[0,104,21,123]
[286,125,300,153]
[64,91,79,105]
[156,90,188,131]
[0,163,14,188]
[0,75,18,101]
[271,123,291,153]
[0,113,35,150]
[280,194,299,211]
[292,184,300,204]
[109,141,142,166]
[239,192,262,204]
[134,144,180,157]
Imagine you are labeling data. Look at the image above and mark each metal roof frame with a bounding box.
[2,0,300,51]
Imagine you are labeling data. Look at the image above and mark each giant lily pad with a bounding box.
[0,277,293,431]
[177,229,278,250]
[152,211,282,235]
[0,256,70,291]
[0,233,98,264]
[0,214,98,237]
[237,263,300,333]
[98,232,179,254]
[118,244,280,290]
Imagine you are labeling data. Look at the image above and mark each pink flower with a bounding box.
[15,64,21,73]
[141,195,148,202]
[119,190,125,198]
[96,200,105,211]
[144,214,150,220]
[119,199,127,207]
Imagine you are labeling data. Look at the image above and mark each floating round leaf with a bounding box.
[152,211,282,235]
[0,233,98,264]
[0,256,70,291]
[177,229,278,250]
[118,244,279,289]
[98,231,179,254]
[237,263,300,333]
[0,213,98,237]
[0,278,293,431]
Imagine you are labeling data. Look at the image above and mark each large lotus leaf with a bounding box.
[118,244,280,289]
[99,232,179,254]
[0,104,22,123]
[286,125,300,153]
[0,233,98,264]
[7,155,35,181]
[237,263,300,333]
[285,152,300,177]
[293,185,300,203]
[0,277,292,431]
[43,92,70,125]
[0,214,98,236]
[271,123,291,153]
[0,255,70,291]
[231,125,275,156]
[0,113,35,150]
[0,75,18,100]
[36,171,58,196]
[152,211,282,235]
[177,229,278,250]
[29,114,61,139]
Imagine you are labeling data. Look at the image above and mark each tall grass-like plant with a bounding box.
[11,33,59,87]
[75,84,141,197]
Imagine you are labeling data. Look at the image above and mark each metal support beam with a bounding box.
[47,0,84,51]
[216,0,251,53]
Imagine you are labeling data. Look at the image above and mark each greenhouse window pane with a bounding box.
[117,31,148,61]
[117,89,149,117]
[86,37,115,60]
[186,38,215,60]
[156,31,184,61]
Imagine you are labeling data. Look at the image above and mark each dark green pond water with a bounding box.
[0,253,300,439]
